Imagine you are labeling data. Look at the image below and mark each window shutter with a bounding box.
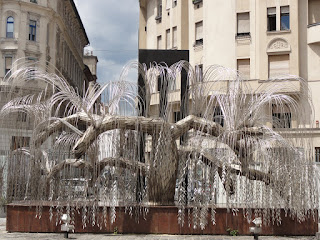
[237,59,250,79]
[237,12,250,34]
[195,21,203,40]
[268,55,290,78]
[268,7,276,15]
[281,6,289,14]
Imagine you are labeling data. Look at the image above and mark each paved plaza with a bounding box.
[0,217,315,240]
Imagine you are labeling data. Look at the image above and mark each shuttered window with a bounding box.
[195,21,203,45]
[268,54,289,78]
[166,29,170,49]
[237,59,250,79]
[172,26,177,48]
[237,12,250,36]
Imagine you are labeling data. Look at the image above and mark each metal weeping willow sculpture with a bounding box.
[0,59,318,230]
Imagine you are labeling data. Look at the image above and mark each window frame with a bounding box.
[172,26,177,49]
[237,12,250,37]
[316,147,320,163]
[267,7,276,32]
[272,104,292,129]
[166,29,171,49]
[5,56,12,77]
[157,35,162,49]
[195,21,203,46]
[29,20,37,41]
[280,6,290,30]
[6,16,14,39]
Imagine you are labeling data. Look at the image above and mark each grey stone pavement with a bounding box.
[0,218,316,240]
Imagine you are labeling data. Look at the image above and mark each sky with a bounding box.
[74,0,139,84]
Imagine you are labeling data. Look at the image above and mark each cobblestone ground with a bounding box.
[0,219,316,240]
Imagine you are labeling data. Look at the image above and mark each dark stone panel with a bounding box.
[6,203,318,235]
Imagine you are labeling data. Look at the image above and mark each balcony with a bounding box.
[308,22,320,44]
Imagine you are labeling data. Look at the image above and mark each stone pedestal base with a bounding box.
[6,202,318,235]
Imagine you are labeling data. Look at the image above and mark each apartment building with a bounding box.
[139,0,320,128]
[139,0,320,203]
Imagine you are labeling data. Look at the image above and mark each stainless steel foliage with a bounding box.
[0,59,318,229]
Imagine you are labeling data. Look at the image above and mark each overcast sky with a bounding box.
[74,0,139,84]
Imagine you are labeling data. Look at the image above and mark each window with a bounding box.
[316,147,320,162]
[166,29,170,49]
[272,105,291,128]
[237,59,250,79]
[11,136,30,151]
[213,106,224,127]
[196,64,203,81]
[237,12,250,36]
[172,26,177,48]
[281,6,290,30]
[29,20,36,41]
[268,54,289,78]
[6,17,14,38]
[173,0,177,7]
[17,112,27,122]
[166,0,171,9]
[156,0,162,19]
[30,0,37,3]
[174,111,181,123]
[5,57,12,76]
[267,7,276,31]
[27,57,37,80]
[157,35,162,49]
[195,21,203,45]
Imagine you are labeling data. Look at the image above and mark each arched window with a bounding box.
[6,17,14,38]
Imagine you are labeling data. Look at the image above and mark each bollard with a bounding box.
[61,214,75,239]
[249,217,262,240]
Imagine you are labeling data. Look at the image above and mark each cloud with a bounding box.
[74,0,139,84]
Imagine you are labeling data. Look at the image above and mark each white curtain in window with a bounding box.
[237,59,250,79]
[237,12,250,33]
[195,21,203,40]
[166,29,170,49]
[172,27,177,48]
[268,54,290,78]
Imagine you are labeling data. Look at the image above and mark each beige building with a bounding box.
[139,0,320,203]
[0,0,98,157]
[139,0,320,130]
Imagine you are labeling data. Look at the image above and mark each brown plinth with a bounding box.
[6,202,318,235]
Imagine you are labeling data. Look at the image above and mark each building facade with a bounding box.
[139,0,320,204]
[0,0,98,163]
